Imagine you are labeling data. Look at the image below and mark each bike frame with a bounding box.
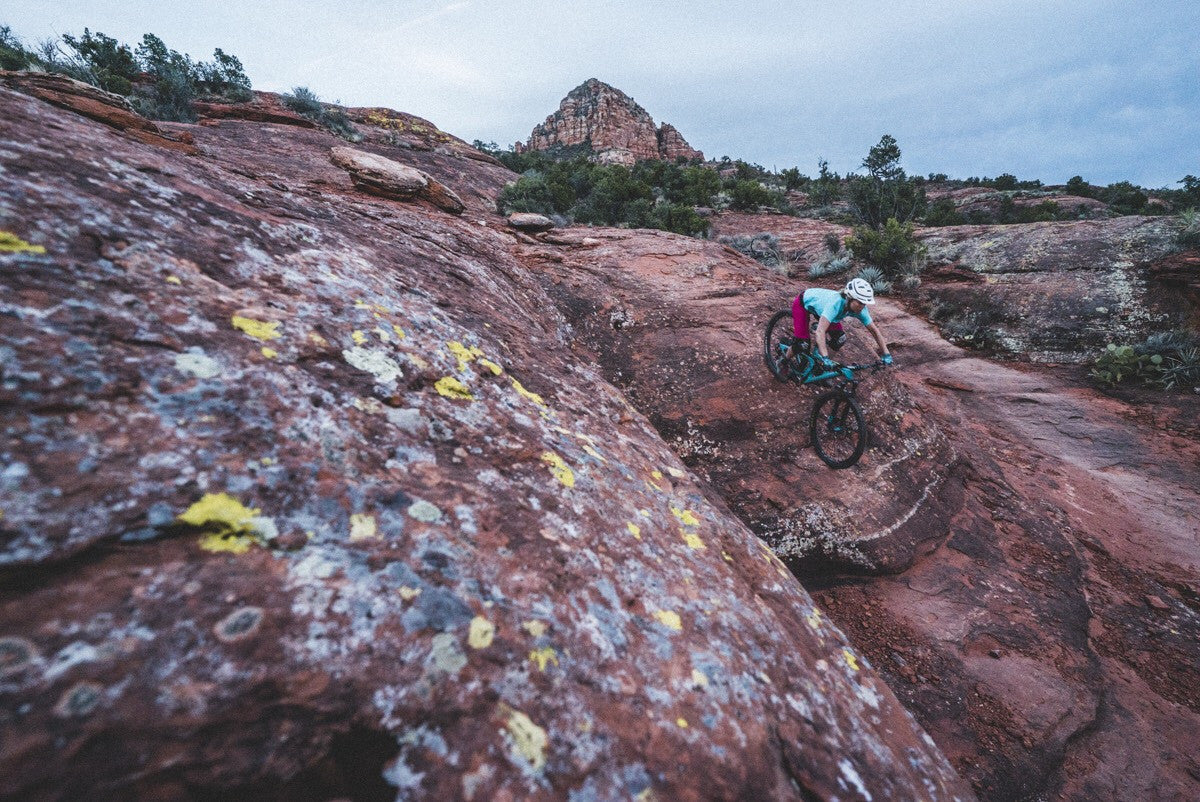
[800,360,878,389]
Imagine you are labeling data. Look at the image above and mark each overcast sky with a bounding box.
[6,1,1197,187]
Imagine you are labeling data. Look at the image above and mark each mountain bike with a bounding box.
[763,309,887,469]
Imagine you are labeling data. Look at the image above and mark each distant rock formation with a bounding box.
[518,78,703,166]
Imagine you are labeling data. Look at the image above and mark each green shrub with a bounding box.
[847,135,926,228]
[1066,175,1092,197]
[808,251,851,278]
[1091,332,1200,390]
[3,25,252,120]
[924,198,964,226]
[1176,209,1200,250]
[282,86,361,141]
[854,265,892,295]
[844,217,925,273]
[0,26,37,70]
[60,29,139,94]
[809,159,840,206]
[726,179,775,211]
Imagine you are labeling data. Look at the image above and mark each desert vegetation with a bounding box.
[1091,331,1200,391]
[281,86,361,141]
[1,25,250,121]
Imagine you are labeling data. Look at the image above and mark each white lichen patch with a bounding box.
[343,346,403,383]
[174,350,221,379]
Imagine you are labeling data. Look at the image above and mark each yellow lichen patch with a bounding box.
[582,445,606,462]
[392,324,406,339]
[349,513,378,542]
[0,231,46,254]
[529,646,559,671]
[231,316,281,341]
[670,507,701,527]
[721,551,733,562]
[654,610,682,631]
[351,330,368,345]
[682,531,706,550]
[354,299,370,309]
[676,717,689,728]
[447,340,486,372]
[260,346,278,359]
[806,609,823,630]
[179,492,260,529]
[260,457,275,466]
[478,358,503,375]
[308,332,329,346]
[398,586,421,601]
[691,668,709,688]
[541,452,575,488]
[468,616,495,649]
[435,376,474,400]
[842,648,860,672]
[636,789,658,802]
[165,275,182,285]
[512,379,545,407]
[373,326,390,342]
[626,522,642,539]
[502,707,548,772]
[198,531,258,554]
[522,620,547,638]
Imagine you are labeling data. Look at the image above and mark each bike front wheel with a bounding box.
[810,390,866,469]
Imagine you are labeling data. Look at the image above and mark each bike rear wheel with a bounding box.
[764,309,805,382]
[810,390,866,469]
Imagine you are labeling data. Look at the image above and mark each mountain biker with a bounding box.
[783,277,893,374]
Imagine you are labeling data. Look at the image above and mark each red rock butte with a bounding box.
[517,78,703,166]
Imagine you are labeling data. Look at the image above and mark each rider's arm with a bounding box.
[866,322,890,358]
[814,317,832,358]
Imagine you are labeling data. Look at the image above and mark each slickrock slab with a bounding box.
[0,83,968,800]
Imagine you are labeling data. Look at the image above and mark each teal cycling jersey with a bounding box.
[803,288,872,326]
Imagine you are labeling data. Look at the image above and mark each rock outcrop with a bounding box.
[330,145,465,214]
[0,77,968,800]
[916,217,1182,361]
[518,79,703,166]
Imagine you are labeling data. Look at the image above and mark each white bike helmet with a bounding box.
[844,277,876,305]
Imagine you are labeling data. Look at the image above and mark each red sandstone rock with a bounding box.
[519,79,703,166]
[329,145,465,214]
[192,91,317,128]
[0,69,196,154]
[0,82,966,801]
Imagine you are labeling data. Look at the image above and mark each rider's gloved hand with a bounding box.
[881,353,894,366]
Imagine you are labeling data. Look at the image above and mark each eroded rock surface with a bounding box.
[0,83,967,799]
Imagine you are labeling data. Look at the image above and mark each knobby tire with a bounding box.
[809,390,866,469]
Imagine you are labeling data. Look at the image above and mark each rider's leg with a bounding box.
[785,294,809,359]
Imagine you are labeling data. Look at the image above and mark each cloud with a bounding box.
[4,0,1196,185]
